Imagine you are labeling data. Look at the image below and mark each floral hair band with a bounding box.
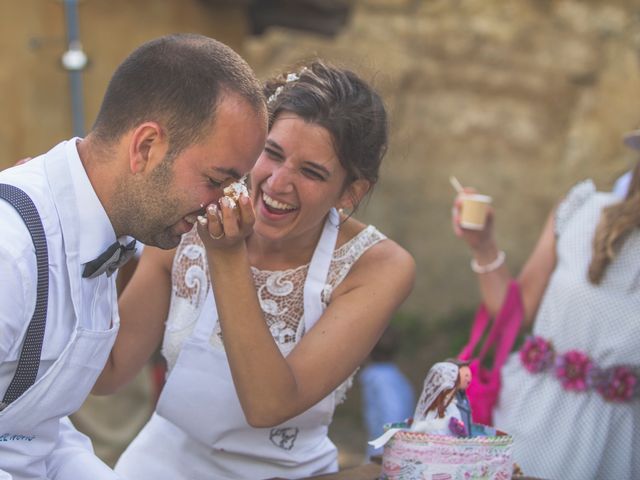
[267,68,308,105]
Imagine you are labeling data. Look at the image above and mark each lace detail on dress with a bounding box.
[334,366,359,405]
[162,227,212,371]
[322,226,386,305]
[208,225,386,354]
[252,267,304,351]
[162,224,387,396]
[168,228,211,326]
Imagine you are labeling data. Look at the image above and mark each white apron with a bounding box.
[0,148,119,480]
[117,209,341,480]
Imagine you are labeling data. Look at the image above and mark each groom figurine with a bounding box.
[448,358,497,437]
[455,364,473,434]
[446,359,473,436]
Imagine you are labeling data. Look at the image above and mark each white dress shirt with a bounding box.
[0,138,117,400]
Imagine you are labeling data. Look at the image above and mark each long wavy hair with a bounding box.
[588,159,640,283]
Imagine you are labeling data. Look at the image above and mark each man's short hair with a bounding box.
[92,33,264,157]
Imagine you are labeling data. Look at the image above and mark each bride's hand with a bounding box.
[197,192,254,250]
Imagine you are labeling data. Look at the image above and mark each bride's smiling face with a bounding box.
[250,113,351,243]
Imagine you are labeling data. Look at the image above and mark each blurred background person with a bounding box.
[452,134,640,479]
[359,325,414,460]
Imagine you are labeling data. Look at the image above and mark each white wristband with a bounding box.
[471,250,506,274]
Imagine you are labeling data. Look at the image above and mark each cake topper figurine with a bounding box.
[369,359,475,450]
[451,359,473,433]
[411,361,470,437]
[369,359,515,480]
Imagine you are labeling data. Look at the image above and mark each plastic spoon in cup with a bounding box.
[449,176,464,194]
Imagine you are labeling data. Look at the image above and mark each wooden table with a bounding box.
[302,463,381,479]
[277,462,545,479]
[269,463,380,480]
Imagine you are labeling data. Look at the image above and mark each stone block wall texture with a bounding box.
[246,0,640,322]
[2,0,640,323]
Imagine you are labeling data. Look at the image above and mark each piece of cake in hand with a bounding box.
[222,177,249,207]
[197,177,249,226]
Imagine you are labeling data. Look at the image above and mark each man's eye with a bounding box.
[208,178,223,188]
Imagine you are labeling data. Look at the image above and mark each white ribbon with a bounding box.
[368,428,403,450]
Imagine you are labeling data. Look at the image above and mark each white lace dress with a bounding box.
[162,224,386,402]
[117,217,388,479]
[494,181,640,480]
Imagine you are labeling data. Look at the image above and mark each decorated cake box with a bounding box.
[371,361,515,480]
[381,425,513,480]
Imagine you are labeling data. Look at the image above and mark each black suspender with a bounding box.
[0,184,49,410]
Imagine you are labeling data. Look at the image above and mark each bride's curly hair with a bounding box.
[588,160,640,284]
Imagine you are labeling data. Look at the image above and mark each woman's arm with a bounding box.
[515,211,557,327]
[92,246,174,394]
[202,212,415,427]
[453,192,557,327]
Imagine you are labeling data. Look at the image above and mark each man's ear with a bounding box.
[128,122,168,175]
[336,179,371,211]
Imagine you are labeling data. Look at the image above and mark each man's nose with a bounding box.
[201,190,224,211]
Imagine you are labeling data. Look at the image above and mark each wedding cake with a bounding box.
[372,361,515,480]
[381,424,513,480]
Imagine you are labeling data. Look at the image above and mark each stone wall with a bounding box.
[3,1,640,323]
[246,0,640,321]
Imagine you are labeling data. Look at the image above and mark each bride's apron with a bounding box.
[154,209,340,478]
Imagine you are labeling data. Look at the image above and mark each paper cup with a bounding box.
[460,193,492,230]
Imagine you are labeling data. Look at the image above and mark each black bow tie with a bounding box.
[82,239,137,279]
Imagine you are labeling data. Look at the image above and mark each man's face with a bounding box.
[459,365,472,390]
[124,94,266,249]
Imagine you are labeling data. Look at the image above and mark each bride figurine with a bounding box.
[411,361,469,437]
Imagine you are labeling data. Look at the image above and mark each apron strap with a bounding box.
[303,208,339,333]
[0,184,49,410]
[193,288,219,340]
